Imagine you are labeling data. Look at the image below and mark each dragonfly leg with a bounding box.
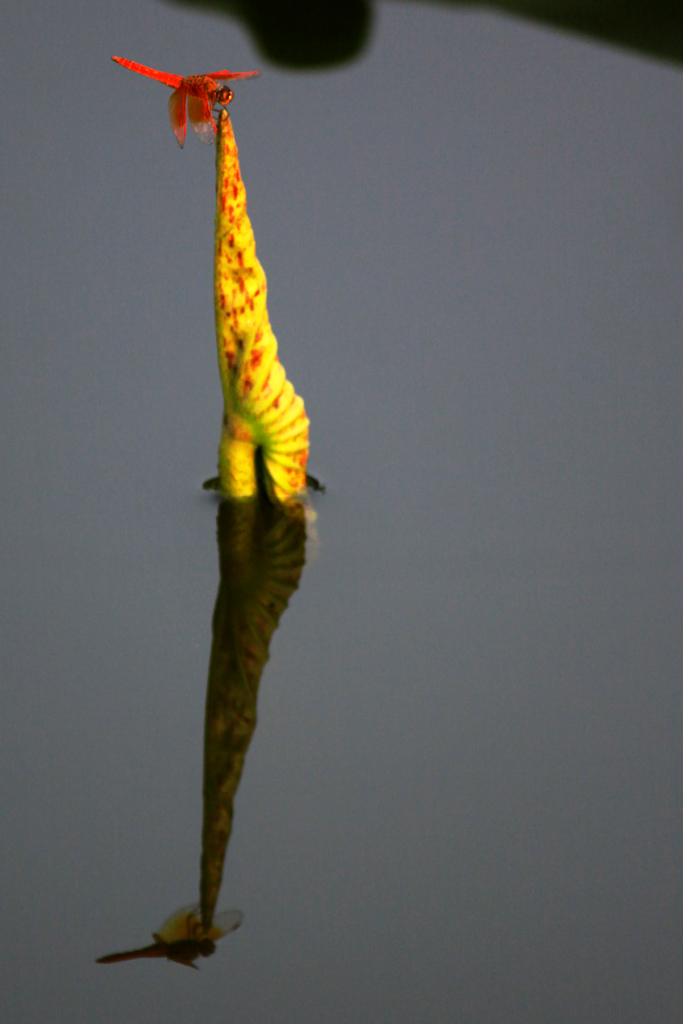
[306,473,326,494]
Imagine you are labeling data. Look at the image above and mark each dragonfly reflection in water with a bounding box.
[96,904,242,969]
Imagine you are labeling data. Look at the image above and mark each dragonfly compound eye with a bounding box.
[216,86,233,106]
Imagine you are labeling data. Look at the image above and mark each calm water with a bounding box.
[2,2,683,1021]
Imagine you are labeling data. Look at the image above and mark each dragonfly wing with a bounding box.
[155,904,242,943]
[209,909,243,939]
[188,95,216,145]
[112,57,183,88]
[156,904,200,942]
[209,70,260,80]
[168,89,187,148]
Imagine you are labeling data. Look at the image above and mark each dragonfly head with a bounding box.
[197,938,216,958]
[215,85,234,107]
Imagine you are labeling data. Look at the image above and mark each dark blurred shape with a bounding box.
[168,0,683,67]
[200,495,307,929]
[492,0,683,66]
[172,0,371,67]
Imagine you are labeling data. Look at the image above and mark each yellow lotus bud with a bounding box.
[214,111,309,501]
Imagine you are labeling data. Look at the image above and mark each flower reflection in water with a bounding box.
[96,492,308,966]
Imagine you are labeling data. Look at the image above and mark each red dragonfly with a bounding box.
[112,57,259,148]
[96,903,243,970]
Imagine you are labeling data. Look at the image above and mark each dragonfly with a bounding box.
[112,57,260,148]
[96,903,243,969]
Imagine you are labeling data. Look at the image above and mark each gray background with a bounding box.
[1,1,683,1021]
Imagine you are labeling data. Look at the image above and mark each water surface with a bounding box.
[1,2,683,1021]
